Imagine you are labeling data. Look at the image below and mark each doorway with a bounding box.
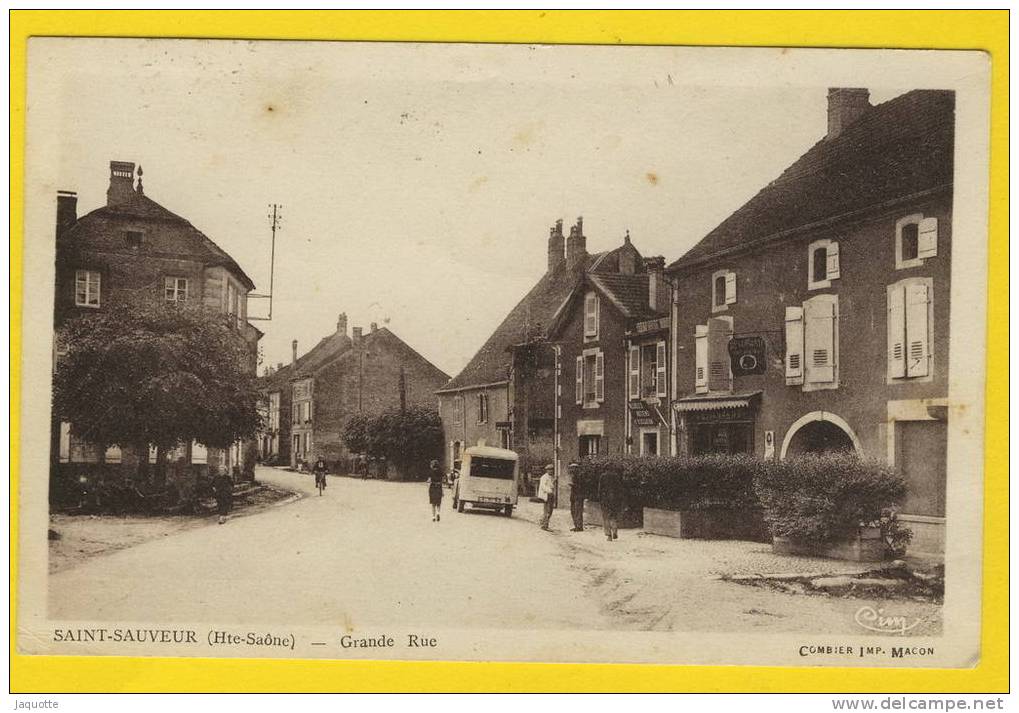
[640,430,659,456]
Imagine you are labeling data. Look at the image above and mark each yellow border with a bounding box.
[10,10,1008,693]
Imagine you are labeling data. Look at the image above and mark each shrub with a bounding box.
[343,407,443,479]
[753,453,909,545]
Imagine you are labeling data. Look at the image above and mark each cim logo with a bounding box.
[854,605,921,635]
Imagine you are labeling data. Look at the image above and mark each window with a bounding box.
[124,230,143,248]
[808,239,840,289]
[576,350,604,406]
[164,276,189,303]
[292,403,300,424]
[711,269,736,313]
[630,342,668,399]
[477,393,489,424]
[640,430,659,456]
[499,429,511,450]
[452,396,464,424]
[75,269,101,307]
[785,294,839,391]
[888,278,932,381]
[268,392,280,431]
[695,319,732,394]
[896,214,938,269]
[584,292,600,339]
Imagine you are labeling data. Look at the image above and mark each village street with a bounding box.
[48,467,942,636]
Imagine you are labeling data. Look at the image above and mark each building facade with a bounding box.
[666,89,954,554]
[52,160,262,485]
[259,316,450,470]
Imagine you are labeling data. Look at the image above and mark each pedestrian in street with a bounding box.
[312,457,328,495]
[213,467,233,525]
[538,464,556,531]
[428,459,444,521]
[358,453,368,479]
[598,466,623,541]
[567,462,585,531]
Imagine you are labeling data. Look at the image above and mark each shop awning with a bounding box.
[673,391,762,413]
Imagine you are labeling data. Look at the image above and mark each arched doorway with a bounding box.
[780,411,862,459]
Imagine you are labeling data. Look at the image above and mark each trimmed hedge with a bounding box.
[754,453,908,545]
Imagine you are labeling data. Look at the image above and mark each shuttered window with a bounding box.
[888,279,932,380]
[656,341,667,398]
[808,239,840,289]
[584,292,600,338]
[594,351,605,403]
[917,217,938,259]
[694,325,708,394]
[712,270,736,312]
[896,214,938,269]
[575,355,584,404]
[784,306,804,385]
[803,294,838,387]
[628,345,640,399]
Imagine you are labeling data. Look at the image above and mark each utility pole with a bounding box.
[248,203,281,321]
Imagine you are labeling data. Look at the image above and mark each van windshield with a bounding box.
[469,457,516,480]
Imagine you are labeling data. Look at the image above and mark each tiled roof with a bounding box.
[668,90,955,272]
[63,190,256,290]
[438,255,598,393]
[588,273,662,321]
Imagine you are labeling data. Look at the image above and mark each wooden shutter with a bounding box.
[784,306,804,385]
[707,317,732,392]
[826,241,841,280]
[584,293,599,337]
[887,285,906,379]
[804,296,836,384]
[917,217,938,259]
[628,345,640,399]
[656,341,668,398]
[575,355,584,404]
[594,351,605,403]
[905,282,931,377]
[695,325,708,394]
[724,272,737,304]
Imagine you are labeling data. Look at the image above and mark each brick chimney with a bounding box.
[827,88,870,139]
[107,161,137,206]
[644,256,667,312]
[336,312,348,336]
[291,339,298,366]
[566,216,587,268]
[352,327,363,345]
[56,191,77,238]
[547,219,564,273]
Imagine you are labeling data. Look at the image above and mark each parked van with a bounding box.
[452,446,519,517]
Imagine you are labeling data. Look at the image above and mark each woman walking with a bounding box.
[427,460,444,521]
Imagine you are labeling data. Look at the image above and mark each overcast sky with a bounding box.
[28,39,910,378]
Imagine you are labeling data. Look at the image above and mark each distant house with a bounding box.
[52,160,262,483]
[666,88,954,554]
[258,315,450,470]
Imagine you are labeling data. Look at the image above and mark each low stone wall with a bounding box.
[643,507,770,542]
[772,527,886,562]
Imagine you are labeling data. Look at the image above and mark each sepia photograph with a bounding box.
[15,36,991,669]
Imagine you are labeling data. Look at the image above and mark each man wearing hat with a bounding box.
[537,464,556,531]
[567,462,585,531]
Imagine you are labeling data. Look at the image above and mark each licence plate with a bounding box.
[478,496,502,503]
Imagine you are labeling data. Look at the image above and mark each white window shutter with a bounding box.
[804,297,836,384]
[695,325,708,394]
[707,317,733,392]
[575,356,584,404]
[724,271,737,304]
[656,341,668,398]
[826,241,841,280]
[917,217,938,259]
[887,285,906,379]
[595,351,605,403]
[784,306,804,385]
[905,282,931,377]
[628,345,640,399]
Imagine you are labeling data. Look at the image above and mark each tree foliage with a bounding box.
[342,407,442,466]
[53,298,261,452]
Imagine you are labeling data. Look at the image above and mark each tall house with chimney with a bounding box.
[52,160,262,483]
[257,317,450,471]
[666,89,954,555]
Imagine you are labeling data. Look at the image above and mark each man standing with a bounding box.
[598,466,623,541]
[538,464,556,531]
[567,462,585,531]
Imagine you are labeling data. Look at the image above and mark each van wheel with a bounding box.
[503,506,513,517]
[457,501,465,513]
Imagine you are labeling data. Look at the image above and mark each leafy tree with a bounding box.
[341,413,370,454]
[343,407,442,478]
[53,298,261,470]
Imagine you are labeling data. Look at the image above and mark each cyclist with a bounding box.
[312,458,329,495]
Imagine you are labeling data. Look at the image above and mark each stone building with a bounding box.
[258,316,450,471]
[52,160,262,485]
[666,89,954,554]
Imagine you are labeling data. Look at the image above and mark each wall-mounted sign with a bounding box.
[728,336,767,376]
[627,400,658,427]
